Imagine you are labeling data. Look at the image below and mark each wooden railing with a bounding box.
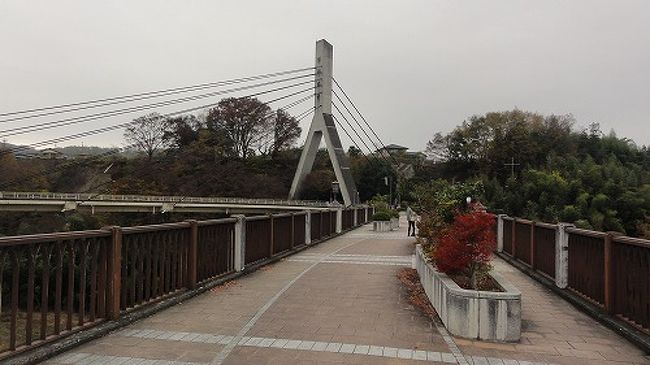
[498,215,649,334]
[0,207,369,359]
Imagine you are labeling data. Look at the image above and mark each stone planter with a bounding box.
[390,217,400,230]
[415,245,521,342]
[373,220,392,232]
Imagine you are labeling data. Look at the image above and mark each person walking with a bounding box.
[406,204,417,237]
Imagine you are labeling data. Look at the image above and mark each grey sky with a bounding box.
[1,0,649,151]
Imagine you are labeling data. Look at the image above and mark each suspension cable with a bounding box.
[331,77,401,167]
[0,66,317,119]
[0,74,317,138]
[0,91,317,189]
[4,83,318,156]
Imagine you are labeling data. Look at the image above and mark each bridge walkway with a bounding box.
[45,220,648,365]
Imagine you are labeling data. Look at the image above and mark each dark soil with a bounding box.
[448,273,503,292]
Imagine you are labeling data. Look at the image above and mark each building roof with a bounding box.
[380,144,408,151]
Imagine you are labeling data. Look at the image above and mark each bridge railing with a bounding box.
[0,206,370,360]
[496,215,650,335]
[0,191,331,207]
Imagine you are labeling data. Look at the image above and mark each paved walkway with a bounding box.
[46,220,649,365]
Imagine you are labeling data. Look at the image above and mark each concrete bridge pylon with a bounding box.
[289,39,359,206]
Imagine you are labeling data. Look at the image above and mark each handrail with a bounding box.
[501,215,650,245]
[121,221,191,234]
[0,229,111,247]
[535,221,557,229]
[565,226,608,238]
[613,235,650,249]
[0,191,332,207]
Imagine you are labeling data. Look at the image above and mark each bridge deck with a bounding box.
[45,221,648,365]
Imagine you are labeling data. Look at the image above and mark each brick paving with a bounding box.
[45,219,649,365]
[456,259,650,365]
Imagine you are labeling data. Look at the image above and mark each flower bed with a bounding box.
[415,244,521,341]
[413,181,522,341]
[373,220,392,232]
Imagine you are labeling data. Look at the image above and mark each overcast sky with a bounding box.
[1,0,649,151]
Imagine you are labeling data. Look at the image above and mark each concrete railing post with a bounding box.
[305,211,312,245]
[365,207,369,223]
[497,214,507,252]
[336,208,343,234]
[555,223,573,288]
[353,208,358,227]
[233,215,246,272]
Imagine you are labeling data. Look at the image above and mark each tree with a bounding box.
[206,97,272,159]
[300,170,336,201]
[261,109,302,156]
[163,115,202,149]
[433,210,496,289]
[425,132,449,162]
[124,112,170,159]
[347,146,362,158]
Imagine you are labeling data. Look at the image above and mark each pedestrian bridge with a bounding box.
[2,214,648,365]
[0,191,334,214]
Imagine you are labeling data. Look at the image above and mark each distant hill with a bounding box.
[1,143,140,159]
[55,145,122,157]
[1,142,38,157]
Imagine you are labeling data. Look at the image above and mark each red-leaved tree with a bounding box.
[433,210,496,289]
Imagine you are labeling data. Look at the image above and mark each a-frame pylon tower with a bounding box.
[289,39,359,206]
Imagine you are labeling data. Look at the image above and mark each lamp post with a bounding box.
[331,181,340,204]
[384,176,392,209]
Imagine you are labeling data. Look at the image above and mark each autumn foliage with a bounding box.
[433,210,496,275]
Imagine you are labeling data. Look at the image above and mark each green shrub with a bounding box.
[372,211,392,221]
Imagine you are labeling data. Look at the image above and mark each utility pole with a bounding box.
[289,39,358,205]
[504,157,520,179]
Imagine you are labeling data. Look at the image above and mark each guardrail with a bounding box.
[0,206,370,360]
[0,191,332,207]
[496,215,649,335]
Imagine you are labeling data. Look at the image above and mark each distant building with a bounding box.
[14,151,35,159]
[377,143,408,158]
[38,148,66,160]
[375,144,426,179]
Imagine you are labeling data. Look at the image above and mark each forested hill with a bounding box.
[422,110,650,238]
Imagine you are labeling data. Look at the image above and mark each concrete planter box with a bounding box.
[390,217,400,230]
[415,244,521,342]
[373,220,392,232]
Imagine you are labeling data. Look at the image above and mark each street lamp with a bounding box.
[385,176,392,208]
[331,181,340,204]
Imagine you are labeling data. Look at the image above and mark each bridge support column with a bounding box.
[305,211,312,245]
[555,223,573,288]
[336,208,342,234]
[234,215,246,272]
